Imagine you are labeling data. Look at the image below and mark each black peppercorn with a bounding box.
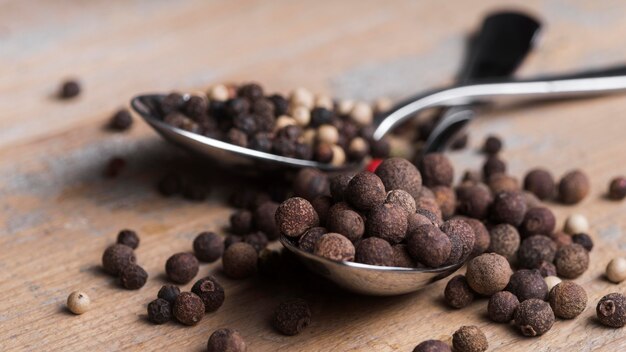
[518,235,557,269]
[249,132,273,152]
[191,276,225,312]
[268,94,289,116]
[233,114,258,136]
[314,143,334,163]
[165,252,199,284]
[524,168,555,200]
[238,83,264,101]
[355,237,394,266]
[108,109,133,131]
[366,203,408,244]
[597,293,626,328]
[572,233,594,251]
[116,229,140,249]
[559,169,590,204]
[488,291,519,323]
[482,135,502,154]
[160,92,185,115]
[119,264,148,290]
[226,97,251,116]
[157,285,180,304]
[272,298,311,336]
[147,298,172,324]
[222,242,258,279]
[444,275,474,309]
[227,128,248,147]
[406,224,451,268]
[420,153,454,187]
[165,112,200,133]
[506,269,548,301]
[207,328,247,352]
[173,292,205,326]
[608,176,626,200]
[102,244,136,276]
[59,79,81,99]
[310,107,334,127]
[514,299,555,337]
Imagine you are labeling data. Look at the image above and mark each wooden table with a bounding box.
[2,1,626,350]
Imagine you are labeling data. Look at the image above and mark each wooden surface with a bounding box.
[2,0,626,351]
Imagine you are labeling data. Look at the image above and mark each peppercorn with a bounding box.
[329,174,353,202]
[346,171,386,211]
[490,191,527,226]
[173,292,205,326]
[165,252,199,284]
[596,293,626,328]
[518,235,557,269]
[524,168,555,200]
[548,281,587,319]
[314,233,355,261]
[488,224,520,262]
[461,217,490,257]
[412,340,451,352]
[103,157,126,178]
[327,209,364,243]
[515,299,555,337]
[293,168,329,201]
[191,276,225,312]
[452,325,488,352]
[456,184,493,220]
[227,128,248,147]
[444,275,474,309]
[572,233,593,251]
[275,197,319,238]
[147,298,172,324]
[59,79,81,99]
[160,92,185,115]
[609,176,626,200]
[420,153,454,187]
[520,207,556,237]
[506,269,548,301]
[392,244,416,268]
[249,132,273,152]
[523,191,542,209]
[563,214,589,235]
[554,243,589,279]
[450,133,469,150]
[432,186,456,219]
[272,298,311,336]
[157,172,183,196]
[482,135,502,154]
[222,242,258,279]
[67,291,91,315]
[544,276,561,292]
[347,137,369,162]
[465,253,512,296]
[102,244,136,276]
[375,158,422,198]
[165,112,200,133]
[108,108,133,131]
[488,173,519,194]
[116,229,140,249]
[406,224,451,268]
[355,237,394,266]
[366,203,408,244]
[482,155,506,180]
[416,207,443,226]
[416,196,444,221]
[229,210,253,235]
[119,264,148,290]
[224,234,242,249]
[370,138,391,158]
[183,95,208,119]
[207,328,247,352]
[268,94,289,116]
[254,201,280,240]
[298,227,327,253]
[440,219,475,265]
[537,261,557,278]
[559,170,590,204]
[382,191,414,218]
[488,291,519,323]
[606,258,626,283]
[243,231,268,252]
[158,285,180,304]
[549,231,573,249]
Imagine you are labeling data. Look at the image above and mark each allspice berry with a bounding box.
[488,173,519,194]
[406,224,451,268]
[207,328,247,352]
[420,153,454,187]
[440,219,475,265]
[346,171,386,210]
[554,243,589,279]
[330,174,353,202]
[147,298,172,324]
[488,224,520,262]
[483,135,502,154]
[173,292,205,326]
[191,276,225,312]
[559,170,590,204]
[385,189,417,216]
[452,325,488,352]
[482,155,506,179]
[518,235,557,269]
[67,291,91,315]
[524,168,555,200]
[355,237,394,266]
[456,184,493,220]
[465,253,513,296]
[514,299,555,337]
[254,201,280,240]
[158,285,180,304]
[272,298,311,336]
[116,229,140,249]
[444,275,474,309]
[298,227,327,253]
[596,293,626,328]
[165,252,199,284]
[490,191,527,226]
[119,264,148,290]
[102,244,136,276]
[222,242,258,279]
[432,186,456,219]
[275,197,320,238]
[293,168,329,201]
[413,340,451,352]
[310,195,332,226]
[314,233,355,261]
[327,209,364,242]
[392,244,416,268]
[520,207,556,237]
[365,203,408,244]
[375,157,422,198]
[230,210,253,235]
[462,217,490,257]
[488,291,519,323]
[193,232,224,263]
[538,261,558,278]
[608,176,626,200]
[549,281,587,319]
[506,269,548,301]
[606,258,626,283]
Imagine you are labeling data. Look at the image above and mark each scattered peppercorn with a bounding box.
[147,298,172,324]
[420,153,454,187]
[67,291,91,315]
[572,233,594,251]
[119,264,148,290]
[490,191,527,226]
[506,269,548,301]
[165,252,199,284]
[482,155,506,180]
[608,176,626,200]
[452,325,488,352]
[102,244,136,276]
[554,243,589,279]
[191,276,225,312]
[483,135,502,154]
[406,224,451,268]
[222,242,258,279]
[346,171,386,211]
[520,207,556,237]
[606,258,626,283]
[173,292,205,326]
[488,291,519,323]
[157,285,180,304]
[412,340,451,352]
[116,229,140,249]
[366,203,408,244]
[444,275,474,309]
[275,197,319,238]
[488,224,520,262]
[517,235,557,269]
[559,170,590,204]
[596,293,626,328]
[514,299,555,337]
[563,213,589,235]
[524,168,555,200]
[207,328,247,352]
[59,79,81,99]
[355,237,394,266]
[548,281,587,319]
[192,232,224,263]
[254,201,280,240]
[108,109,133,131]
[272,298,311,336]
[465,253,512,296]
[375,157,422,198]
[385,189,417,216]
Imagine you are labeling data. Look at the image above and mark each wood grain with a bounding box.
[1,0,626,351]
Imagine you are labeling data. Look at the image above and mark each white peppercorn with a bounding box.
[606,258,626,283]
[67,291,91,315]
[563,214,589,235]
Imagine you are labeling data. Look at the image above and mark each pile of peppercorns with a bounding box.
[156,83,391,165]
[101,230,148,290]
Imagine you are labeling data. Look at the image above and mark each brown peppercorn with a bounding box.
[222,242,258,279]
[173,292,205,326]
[488,173,520,194]
[407,213,438,235]
[226,128,248,147]
[462,218,490,257]
[514,299,555,337]
[314,143,334,163]
[559,170,590,204]
[488,224,520,262]
[524,168,555,200]
[483,135,502,154]
[147,298,172,324]
[275,197,319,238]
[452,325,488,352]
[346,171,386,211]
[554,243,589,279]
[488,291,519,323]
[254,201,280,240]
[293,168,330,201]
[518,235,557,269]
[298,227,327,253]
[355,237,394,266]
[330,174,353,202]
[412,340,451,352]
[59,79,81,99]
[406,224,451,268]
[466,253,513,296]
[375,157,422,198]
[432,186,456,219]
[549,231,573,249]
[444,275,474,309]
[102,244,136,276]
[596,293,626,328]
[392,244,416,268]
[440,219,475,265]
[165,112,201,133]
[191,276,225,312]
[109,109,133,131]
[420,153,454,187]
[385,189,417,216]
[230,210,253,235]
[116,229,140,249]
[549,281,587,319]
[572,233,594,251]
[158,284,180,304]
[506,269,548,301]
[537,261,557,277]
[416,197,444,221]
[165,252,199,284]
[314,233,355,261]
[366,203,408,244]
[520,207,556,237]
[207,328,247,352]
[119,264,148,290]
[456,184,493,220]
[482,155,506,179]
[272,298,311,336]
[609,176,626,200]
[192,232,224,263]
[224,234,242,249]
[490,191,527,226]
[327,209,364,242]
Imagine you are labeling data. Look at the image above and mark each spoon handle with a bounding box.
[373,65,626,140]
